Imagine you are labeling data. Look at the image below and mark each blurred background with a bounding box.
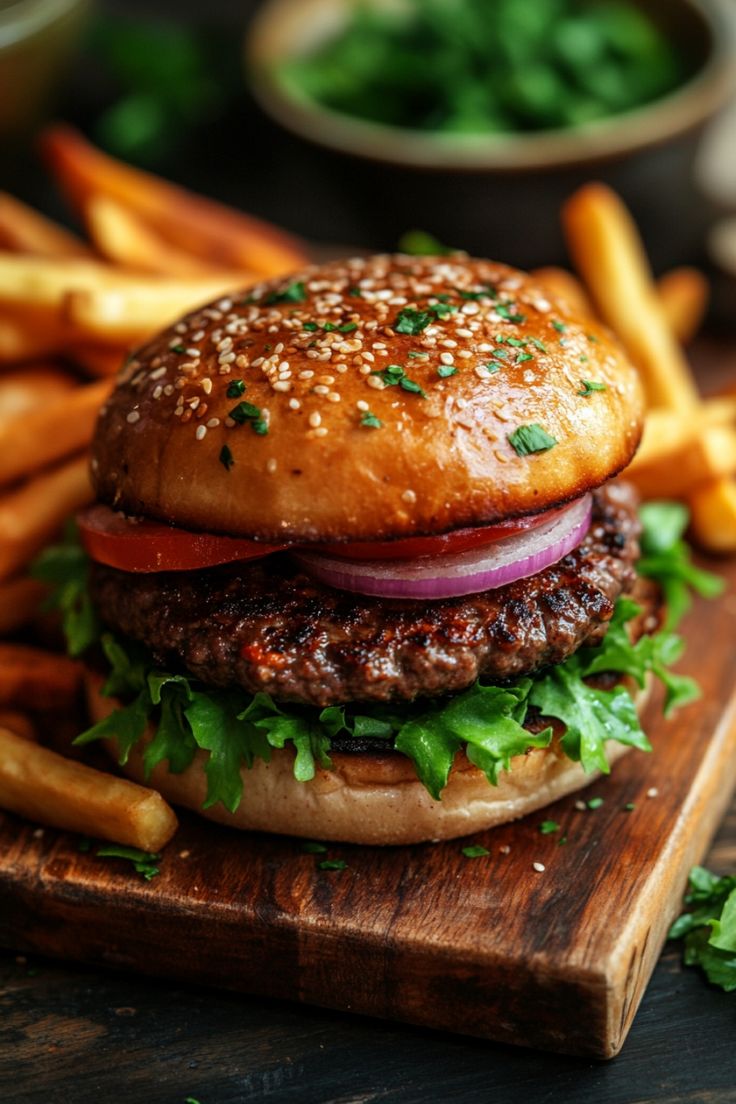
[1,0,736,310]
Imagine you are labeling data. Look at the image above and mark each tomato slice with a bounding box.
[315,506,566,560]
[77,504,290,573]
[78,502,566,573]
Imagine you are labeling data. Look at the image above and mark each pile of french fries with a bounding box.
[0,126,307,853]
[0,137,731,855]
[539,181,736,552]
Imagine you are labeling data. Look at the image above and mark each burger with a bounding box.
[69,253,679,845]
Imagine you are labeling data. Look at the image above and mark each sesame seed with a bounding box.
[440,352,454,365]
[174,322,187,334]
[402,489,417,504]
[225,417,235,427]
[574,800,586,811]
[475,365,489,380]
[288,398,301,410]
[327,392,341,403]
[367,376,383,390]
[152,386,163,400]
[359,364,372,376]
[126,410,140,424]
[272,380,291,392]
[533,862,546,873]
[646,787,659,798]
[499,845,511,855]
[195,425,207,441]
[163,384,174,396]
[207,418,220,428]
[299,370,314,380]
[441,339,458,349]
[313,426,328,437]
[149,366,167,381]
[266,458,278,474]
[186,347,199,358]
[356,399,369,411]
[219,352,236,366]
[201,378,213,394]
[456,328,473,339]
[252,357,264,368]
[309,412,322,428]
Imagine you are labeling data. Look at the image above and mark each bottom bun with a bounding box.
[86,673,651,846]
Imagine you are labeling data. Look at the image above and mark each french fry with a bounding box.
[0,365,76,421]
[0,727,178,851]
[66,342,128,378]
[626,424,736,500]
[0,575,48,635]
[657,267,709,346]
[0,643,81,710]
[41,125,308,278]
[0,378,111,487]
[0,253,144,314]
[689,478,736,554]
[84,194,239,278]
[0,712,36,741]
[0,453,92,580]
[628,396,736,473]
[0,313,74,363]
[563,183,699,411]
[0,192,91,258]
[64,275,245,344]
[532,266,595,318]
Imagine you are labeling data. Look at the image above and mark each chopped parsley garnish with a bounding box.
[432,301,457,320]
[539,820,560,834]
[578,379,607,396]
[462,845,490,858]
[301,841,328,854]
[340,322,358,333]
[169,344,186,354]
[437,365,457,378]
[515,352,534,364]
[229,400,268,435]
[505,337,526,348]
[303,321,319,332]
[669,866,736,992]
[579,354,589,363]
[96,845,161,881]
[495,302,526,324]
[587,333,599,343]
[587,797,604,810]
[552,320,567,333]
[219,444,234,471]
[507,424,557,456]
[226,379,246,398]
[529,337,547,353]
[360,410,382,428]
[486,362,502,374]
[623,802,636,812]
[265,280,307,305]
[373,364,426,396]
[457,285,496,301]
[348,285,362,297]
[408,350,429,358]
[319,859,347,872]
[398,229,454,255]
[394,307,432,335]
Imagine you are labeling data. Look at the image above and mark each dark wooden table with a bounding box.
[1,800,734,1104]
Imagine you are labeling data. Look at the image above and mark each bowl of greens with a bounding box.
[247,0,735,267]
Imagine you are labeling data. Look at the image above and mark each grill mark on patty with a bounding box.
[91,483,641,707]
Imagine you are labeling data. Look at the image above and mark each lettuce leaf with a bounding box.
[670,866,736,992]
[44,501,718,813]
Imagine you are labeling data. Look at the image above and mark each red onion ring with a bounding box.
[294,494,593,600]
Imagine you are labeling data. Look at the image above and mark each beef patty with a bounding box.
[91,483,640,707]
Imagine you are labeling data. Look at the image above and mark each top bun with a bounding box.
[91,254,643,542]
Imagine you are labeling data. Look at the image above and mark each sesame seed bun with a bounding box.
[86,673,651,845]
[91,254,644,543]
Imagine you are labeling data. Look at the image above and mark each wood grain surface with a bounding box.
[1,568,735,1061]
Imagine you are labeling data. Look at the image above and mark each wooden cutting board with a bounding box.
[1,569,736,1059]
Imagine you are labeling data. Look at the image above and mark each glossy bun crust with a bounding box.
[91,254,644,542]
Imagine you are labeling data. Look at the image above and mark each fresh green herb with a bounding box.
[515,352,534,364]
[319,859,347,872]
[486,362,502,374]
[462,845,490,858]
[265,281,306,306]
[360,411,382,429]
[587,797,605,810]
[431,301,458,320]
[219,444,234,471]
[96,845,161,881]
[398,229,454,255]
[226,379,245,398]
[373,364,425,396]
[301,841,328,854]
[437,365,457,378]
[229,401,268,435]
[638,502,725,630]
[457,285,496,301]
[530,337,548,353]
[507,424,557,456]
[348,286,362,298]
[539,820,560,834]
[669,866,736,991]
[496,303,526,324]
[339,322,358,333]
[408,351,429,358]
[31,525,99,657]
[623,802,636,811]
[169,343,186,354]
[557,836,568,847]
[578,379,607,396]
[185,1097,202,1104]
[579,355,589,363]
[303,321,319,332]
[552,320,567,333]
[587,333,599,343]
[394,307,432,335]
[505,337,526,348]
